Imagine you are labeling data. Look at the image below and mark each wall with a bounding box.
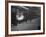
[0,0,46,37]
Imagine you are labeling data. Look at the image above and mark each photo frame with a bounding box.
[5,1,45,37]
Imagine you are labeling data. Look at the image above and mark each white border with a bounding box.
[8,3,43,34]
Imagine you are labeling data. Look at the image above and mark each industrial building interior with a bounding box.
[11,6,40,31]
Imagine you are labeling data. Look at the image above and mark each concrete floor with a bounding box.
[11,18,40,31]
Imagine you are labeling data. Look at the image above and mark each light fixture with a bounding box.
[16,14,24,21]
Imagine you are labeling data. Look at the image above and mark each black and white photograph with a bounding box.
[11,6,40,31]
[8,2,44,35]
